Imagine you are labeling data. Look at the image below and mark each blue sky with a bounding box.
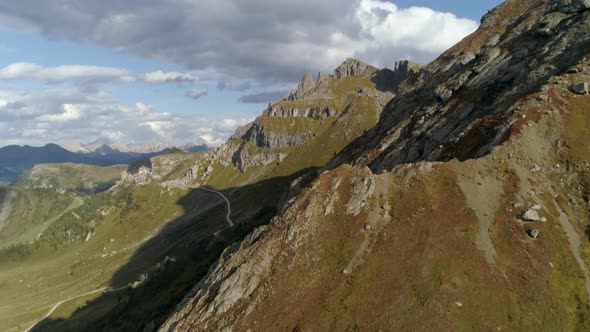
[392,1,502,20]
[0,0,504,147]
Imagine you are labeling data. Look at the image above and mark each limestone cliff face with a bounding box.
[242,122,310,149]
[161,1,590,331]
[289,72,317,100]
[333,58,378,79]
[264,104,336,119]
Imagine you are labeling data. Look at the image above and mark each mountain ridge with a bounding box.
[158,0,590,330]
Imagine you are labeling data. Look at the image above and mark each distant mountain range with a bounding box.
[62,141,208,154]
[0,141,209,185]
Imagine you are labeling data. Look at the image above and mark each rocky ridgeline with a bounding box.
[329,0,590,173]
[207,58,420,171]
[159,1,590,330]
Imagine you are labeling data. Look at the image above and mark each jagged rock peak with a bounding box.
[301,72,315,91]
[289,72,317,100]
[333,58,377,79]
[393,60,420,74]
[317,71,326,83]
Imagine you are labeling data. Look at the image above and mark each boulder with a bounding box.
[572,82,589,95]
[528,229,540,239]
[520,209,542,222]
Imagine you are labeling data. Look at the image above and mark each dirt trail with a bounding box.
[23,286,127,332]
[193,187,234,227]
[0,189,16,234]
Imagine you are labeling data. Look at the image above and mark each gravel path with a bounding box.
[24,286,127,332]
[193,187,234,227]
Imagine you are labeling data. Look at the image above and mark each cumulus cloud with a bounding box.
[0,85,251,147]
[0,0,479,84]
[184,89,208,100]
[0,62,127,83]
[142,70,196,84]
[0,1,481,147]
[36,103,83,122]
[0,62,198,86]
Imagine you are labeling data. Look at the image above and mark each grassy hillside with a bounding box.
[0,70,387,331]
[0,188,78,249]
[16,163,126,194]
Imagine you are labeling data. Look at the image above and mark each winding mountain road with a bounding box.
[24,286,127,332]
[193,187,234,227]
[23,187,233,332]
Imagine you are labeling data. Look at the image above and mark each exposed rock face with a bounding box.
[329,0,590,173]
[159,166,375,332]
[160,1,590,330]
[289,72,317,100]
[345,168,376,216]
[265,104,336,119]
[121,166,153,185]
[333,58,378,78]
[210,57,408,170]
[521,209,542,222]
[561,0,590,13]
[230,122,253,140]
[232,147,286,171]
[242,122,310,149]
[572,82,589,94]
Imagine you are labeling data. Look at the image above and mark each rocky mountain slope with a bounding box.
[160,1,590,331]
[209,58,417,172]
[0,58,403,331]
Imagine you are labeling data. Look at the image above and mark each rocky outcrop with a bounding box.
[208,140,287,171]
[242,123,310,149]
[289,73,317,100]
[230,122,254,140]
[329,0,590,173]
[121,166,154,185]
[572,82,589,94]
[264,104,336,119]
[560,0,590,13]
[333,58,378,79]
[232,146,286,171]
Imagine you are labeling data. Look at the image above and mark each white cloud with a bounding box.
[0,62,199,87]
[184,89,208,100]
[0,1,483,147]
[0,62,127,82]
[143,70,196,84]
[0,1,480,83]
[0,84,252,147]
[354,1,478,62]
[36,103,83,122]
